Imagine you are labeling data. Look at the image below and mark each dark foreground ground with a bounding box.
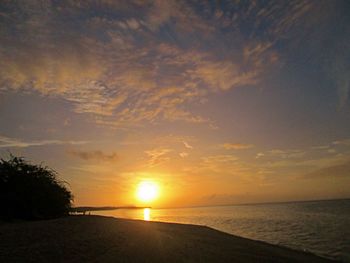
[0,215,335,263]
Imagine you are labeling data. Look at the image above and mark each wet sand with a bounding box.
[0,215,335,262]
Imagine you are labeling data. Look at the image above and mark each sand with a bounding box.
[0,215,335,262]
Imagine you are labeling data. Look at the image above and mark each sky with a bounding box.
[1,0,350,208]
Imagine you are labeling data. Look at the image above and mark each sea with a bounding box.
[93,199,350,262]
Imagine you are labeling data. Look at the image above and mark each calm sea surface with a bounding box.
[93,199,350,262]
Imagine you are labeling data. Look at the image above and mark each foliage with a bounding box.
[0,155,73,220]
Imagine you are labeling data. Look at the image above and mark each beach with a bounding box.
[0,215,334,262]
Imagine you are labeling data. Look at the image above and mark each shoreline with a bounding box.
[0,215,336,262]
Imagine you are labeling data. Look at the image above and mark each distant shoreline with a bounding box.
[70,206,150,213]
[0,215,335,262]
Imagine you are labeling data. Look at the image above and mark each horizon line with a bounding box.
[76,197,350,210]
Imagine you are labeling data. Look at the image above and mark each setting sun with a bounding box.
[136,181,159,203]
[1,1,350,261]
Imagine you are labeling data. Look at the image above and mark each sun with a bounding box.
[136,181,159,203]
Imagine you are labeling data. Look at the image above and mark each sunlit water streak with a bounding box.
[143,208,150,221]
[93,199,350,262]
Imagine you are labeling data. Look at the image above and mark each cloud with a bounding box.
[203,155,238,163]
[144,148,172,167]
[255,153,265,159]
[179,152,188,158]
[183,141,193,149]
[308,138,350,153]
[68,150,119,162]
[0,135,88,148]
[257,149,306,159]
[222,143,254,150]
[332,139,350,146]
[189,154,240,174]
[261,149,350,172]
[311,145,330,150]
[301,161,350,179]
[181,153,258,180]
[0,0,282,128]
[1,0,346,128]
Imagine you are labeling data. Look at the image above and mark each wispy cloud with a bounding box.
[188,154,240,174]
[1,0,346,119]
[144,148,173,168]
[0,135,88,148]
[301,160,350,179]
[222,143,254,150]
[68,150,119,162]
[255,148,308,160]
[179,152,189,158]
[183,141,193,149]
[2,0,316,128]
[332,139,350,146]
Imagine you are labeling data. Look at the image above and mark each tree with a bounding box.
[0,155,73,220]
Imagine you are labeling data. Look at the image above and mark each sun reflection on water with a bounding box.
[143,208,151,221]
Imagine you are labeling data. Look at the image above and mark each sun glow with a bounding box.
[136,181,159,203]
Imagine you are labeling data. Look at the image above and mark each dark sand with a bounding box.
[0,215,335,262]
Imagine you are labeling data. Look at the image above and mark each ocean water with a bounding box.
[93,199,350,262]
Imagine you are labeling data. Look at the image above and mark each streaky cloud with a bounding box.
[0,135,88,148]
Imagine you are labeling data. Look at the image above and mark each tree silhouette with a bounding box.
[0,155,73,220]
